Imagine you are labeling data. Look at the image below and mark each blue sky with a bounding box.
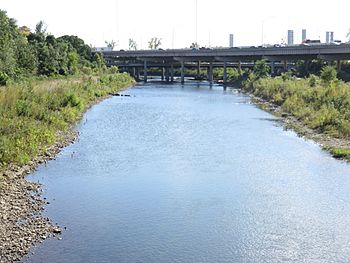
[1,0,349,49]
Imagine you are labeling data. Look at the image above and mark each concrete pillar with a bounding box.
[337,60,342,71]
[136,68,140,81]
[132,67,136,78]
[165,67,170,82]
[208,62,213,83]
[143,61,148,82]
[197,61,201,79]
[170,64,174,82]
[181,61,185,84]
[161,67,165,80]
[238,61,242,74]
[305,60,309,75]
[283,60,288,72]
[270,61,275,76]
[223,61,227,84]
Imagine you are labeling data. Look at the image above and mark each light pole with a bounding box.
[195,0,198,44]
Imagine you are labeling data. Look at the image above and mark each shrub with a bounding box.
[320,66,337,85]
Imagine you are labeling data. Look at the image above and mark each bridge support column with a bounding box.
[270,61,275,76]
[208,62,213,84]
[197,61,201,79]
[337,60,342,71]
[305,60,310,75]
[132,67,136,78]
[283,60,288,72]
[136,68,140,81]
[238,61,242,74]
[223,61,227,84]
[161,67,165,80]
[170,64,174,82]
[143,61,148,82]
[181,61,185,84]
[165,67,170,82]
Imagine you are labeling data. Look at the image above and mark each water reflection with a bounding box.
[27,81,350,263]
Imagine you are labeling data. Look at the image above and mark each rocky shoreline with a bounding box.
[0,130,77,262]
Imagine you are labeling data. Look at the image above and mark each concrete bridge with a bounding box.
[100,44,350,83]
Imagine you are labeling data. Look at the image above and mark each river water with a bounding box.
[26,81,350,262]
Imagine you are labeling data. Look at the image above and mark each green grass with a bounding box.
[0,71,134,174]
[324,147,350,160]
[243,76,350,139]
[243,75,350,161]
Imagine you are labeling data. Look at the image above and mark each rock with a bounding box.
[52,228,62,234]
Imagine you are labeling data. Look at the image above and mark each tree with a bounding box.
[320,65,337,86]
[148,37,161,49]
[58,35,92,63]
[105,40,116,50]
[190,42,199,49]
[128,38,137,50]
[253,60,270,79]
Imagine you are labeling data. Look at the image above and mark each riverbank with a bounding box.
[0,72,135,262]
[241,76,350,161]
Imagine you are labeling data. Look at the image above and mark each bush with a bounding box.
[0,72,9,86]
[0,72,134,172]
[320,66,337,85]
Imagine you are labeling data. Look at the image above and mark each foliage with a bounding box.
[320,65,337,86]
[148,37,162,50]
[105,40,116,50]
[190,42,199,49]
[326,147,350,159]
[0,72,134,172]
[243,65,350,141]
[0,9,101,83]
[253,60,270,79]
[128,39,137,50]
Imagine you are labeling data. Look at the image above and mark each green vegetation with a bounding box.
[0,9,103,83]
[243,61,350,160]
[326,147,350,159]
[0,72,134,173]
[148,37,162,50]
[0,10,135,177]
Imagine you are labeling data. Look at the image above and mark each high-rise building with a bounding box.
[288,30,294,45]
[302,29,307,42]
[229,34,234,48]
[326,31,334,43]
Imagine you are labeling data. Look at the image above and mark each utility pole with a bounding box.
[195,0,198,44]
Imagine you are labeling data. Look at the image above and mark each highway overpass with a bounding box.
[99,44,350,83]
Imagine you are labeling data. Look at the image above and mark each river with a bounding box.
[26,81,350,262]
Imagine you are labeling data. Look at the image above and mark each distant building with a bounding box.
[302,29,307,42]
[93,47,113,52]
[229,34,234,48]
[326,31,334,44]
[287,30,294,45]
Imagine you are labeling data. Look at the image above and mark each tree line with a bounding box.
[0,10,104,85]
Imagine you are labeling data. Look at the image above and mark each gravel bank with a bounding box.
[0,130,77,262]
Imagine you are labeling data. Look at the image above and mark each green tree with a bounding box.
[93,52,105,69]
[190,42,199,49]
[0,10,18,78]
[320,65,337,86]
[58,35,92,64]
[128,38,137,50]
[105,40,116,50]
[148,37,162,49]
[253,60,270,79]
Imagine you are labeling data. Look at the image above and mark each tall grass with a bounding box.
[0,72,134,172]
[243,76,350,139]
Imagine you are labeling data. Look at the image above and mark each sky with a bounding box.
[1,0,350,49]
